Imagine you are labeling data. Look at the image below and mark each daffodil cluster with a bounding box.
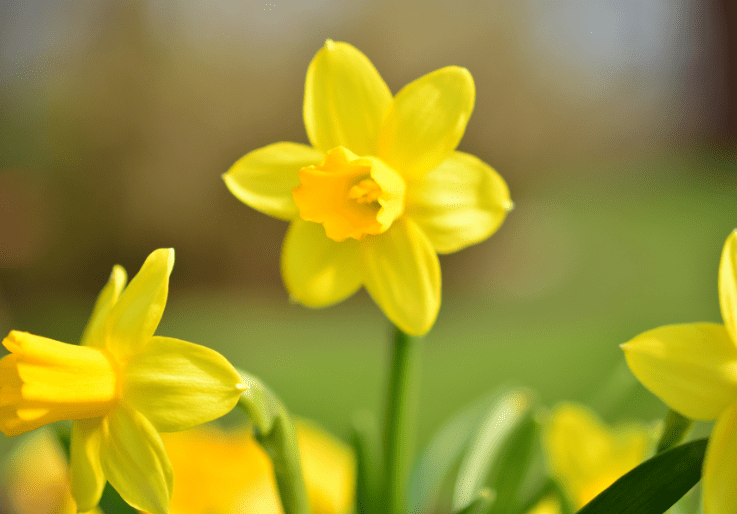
[224,40,511,336]
[0,249,246,514]
[622,230,737,514]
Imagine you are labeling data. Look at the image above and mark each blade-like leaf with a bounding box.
[656,409,693,454]
[408,388,516,514]
[453,389,533,510]
[454,489,496,514]
[576,438,707,514]
[487,413,539,514]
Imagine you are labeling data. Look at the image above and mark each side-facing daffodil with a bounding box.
[0,249,246,514]
[622,230,737,514]
[224,40,511,335]
[541,403,654,512]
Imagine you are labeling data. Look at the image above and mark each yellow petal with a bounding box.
[106,248,174,360]
[123,336,245,432]
[0,332,117,436]
[377,66,475,181]
[702,400,737,514]
[223,142,324,221]
[100,406,173,514]
[297,419,356,514]
[621,323,737,420]
[70,418,106,512]
[525,496,562,514]
[281,219,362,307]
[719,230,737,345]
[360,217,440,336]
[406,151,512,254]
[304,40,392,156]
[543,403,651,509]
[80,265,127,348]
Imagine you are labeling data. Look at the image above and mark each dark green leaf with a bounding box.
[576,438,707,514]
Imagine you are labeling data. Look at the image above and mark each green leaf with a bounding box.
[452,388,533,511]
[576,438,707,514]
[454,488,496,514]
[656,409,693,454]
[487,413,539,514]
[408,388,516,514]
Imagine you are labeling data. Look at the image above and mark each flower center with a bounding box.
[293,147,405,241]
[0,331,119,436]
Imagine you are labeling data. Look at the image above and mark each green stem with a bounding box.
[236,370,310,514]
[656,409,693,454]
[383,326,422,514]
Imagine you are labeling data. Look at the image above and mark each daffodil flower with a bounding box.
[621,230,737,514]
[224,40,511,335]
[542,403,654,511]
[152,420,355,514]
[0,249,246,514]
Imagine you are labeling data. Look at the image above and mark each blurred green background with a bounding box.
[1,0,736,461]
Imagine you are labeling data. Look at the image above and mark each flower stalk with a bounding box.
[383,326,422,514]
[236,369,311,514]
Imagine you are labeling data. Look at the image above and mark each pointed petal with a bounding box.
[377,66,475,181]
[223,142,324,221]
[100,406,173,514]
[80,266,127,348]
[304,40,392,156]
[719,230,737,345]
[123,336,244,432]
[621,323,737,420]
[70,418,106,511]
[106,249,174,360]
[406,151,512,254]
[702,400,737,514]
[360,217,440,335]
[281,219,362,307]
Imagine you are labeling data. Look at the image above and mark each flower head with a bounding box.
[146,420,355,514]
[0,249,246,514]
[621,230,737,514]
[542,403,654,511]
[224,40,511,335]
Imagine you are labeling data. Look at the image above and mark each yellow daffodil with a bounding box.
[2,428,102,514]
[0,249,246,514]
[622,229,737,514]
[143,420,355,514]
[533,403,653,513]
[223,40,511,335]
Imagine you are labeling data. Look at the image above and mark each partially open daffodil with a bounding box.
[224,40,511,335]
[0,249,246,514]
[622,230,737,514]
